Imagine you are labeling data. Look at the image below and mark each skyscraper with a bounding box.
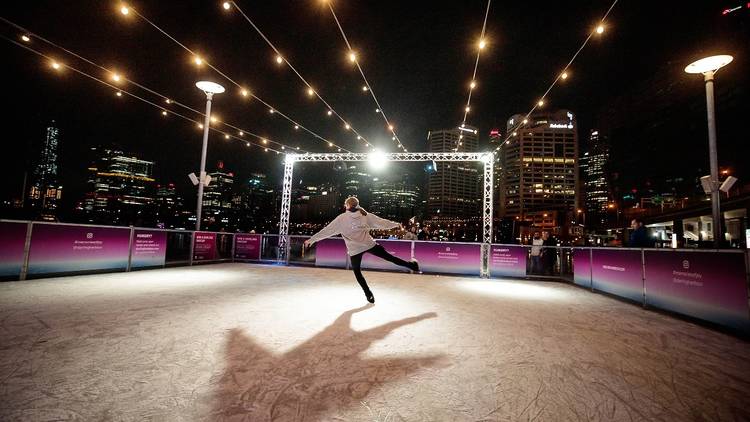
[340,164,372,208]
[580,129,611,228]
[499,110,579,235]
[28,121,62,221]
[83,146,156,226]
[155,183,185,229]
[202,161,236,231]
[371,172,421,221]
[427,125,480,218]
[238,173,277,232]
[488,128,503,214]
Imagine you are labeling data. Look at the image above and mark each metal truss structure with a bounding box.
[279,152,494,276]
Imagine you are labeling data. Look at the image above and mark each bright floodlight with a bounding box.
[684,55,733,74]
[368,149,388,171]
[196,81,225,94]
[222,2,231,10]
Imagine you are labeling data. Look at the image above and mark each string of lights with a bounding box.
[0,34,291,155]
[460,0,492,127]
[452,0,492,152]
[119,3,352,153]
[222,1,374,151]
[492,0,620,155]
[0,17,305,153]
[325,1,408,152]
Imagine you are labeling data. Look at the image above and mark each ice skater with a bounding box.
[303,196,420,304]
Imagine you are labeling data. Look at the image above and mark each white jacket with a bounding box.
[308,209,400,256]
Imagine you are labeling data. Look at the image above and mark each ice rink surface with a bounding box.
[1,263,748,421]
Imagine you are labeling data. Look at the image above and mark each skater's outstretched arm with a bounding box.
[305,215,342,246]
[364,211,400,230]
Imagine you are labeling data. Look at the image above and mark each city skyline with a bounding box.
[2,3,747,207]
[0,2,747,245]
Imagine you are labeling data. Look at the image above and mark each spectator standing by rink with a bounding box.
[530,232,544,274]
[628,219,654,248]
[541,231,557,275]
[403,227,417,240]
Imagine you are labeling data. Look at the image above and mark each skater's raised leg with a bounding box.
[367,244,419,272]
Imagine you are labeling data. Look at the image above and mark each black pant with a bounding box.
[350,244,412,293]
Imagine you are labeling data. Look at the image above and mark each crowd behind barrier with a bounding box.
[1,220,748,332]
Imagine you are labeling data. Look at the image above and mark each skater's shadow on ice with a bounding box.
[211,305,444,420]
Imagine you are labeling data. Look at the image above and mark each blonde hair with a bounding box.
[345,196,367,215]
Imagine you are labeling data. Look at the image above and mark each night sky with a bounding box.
[1,1,748,216]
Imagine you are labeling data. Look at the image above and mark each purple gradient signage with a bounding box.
[0,222,27,278]
[591,249,643,302]
[362,240,412,271]
[234,234,261,260]
[193,232,217,261]
[644,251,749,331]
[314,238,348,268]
[131,229,167,268]
[573,248,592,288]
[27,224,130,275]
[489,245,527,278]
[413,241,481,275]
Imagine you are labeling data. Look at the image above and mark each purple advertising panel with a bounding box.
[0,222,28,278]
[314,238,348,268]
[644,251,749,332]
[573,248,592,288]
[27,224,130,276]
[193,232,217,261]
[131,229,167,268]
[234,234,261,261]
[591,249,644,302]
[413,241,481,275]
[362,240,412,271]
[489,245,527,278]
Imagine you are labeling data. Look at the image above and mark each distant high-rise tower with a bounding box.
[427,125,480,218]
[340,164,372,208]
[28,121,62,221]
[488,129,503,216]
[371,172,421,221]
[580,129,610,227]
[499,110,579,231]
[202,161,236,230]
[155,183,184,229]
[83,146,156,225]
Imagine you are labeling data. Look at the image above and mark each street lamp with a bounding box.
[685,54,733,247]
[194,81,225,231]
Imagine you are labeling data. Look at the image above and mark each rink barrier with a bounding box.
[1,220,748,332]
